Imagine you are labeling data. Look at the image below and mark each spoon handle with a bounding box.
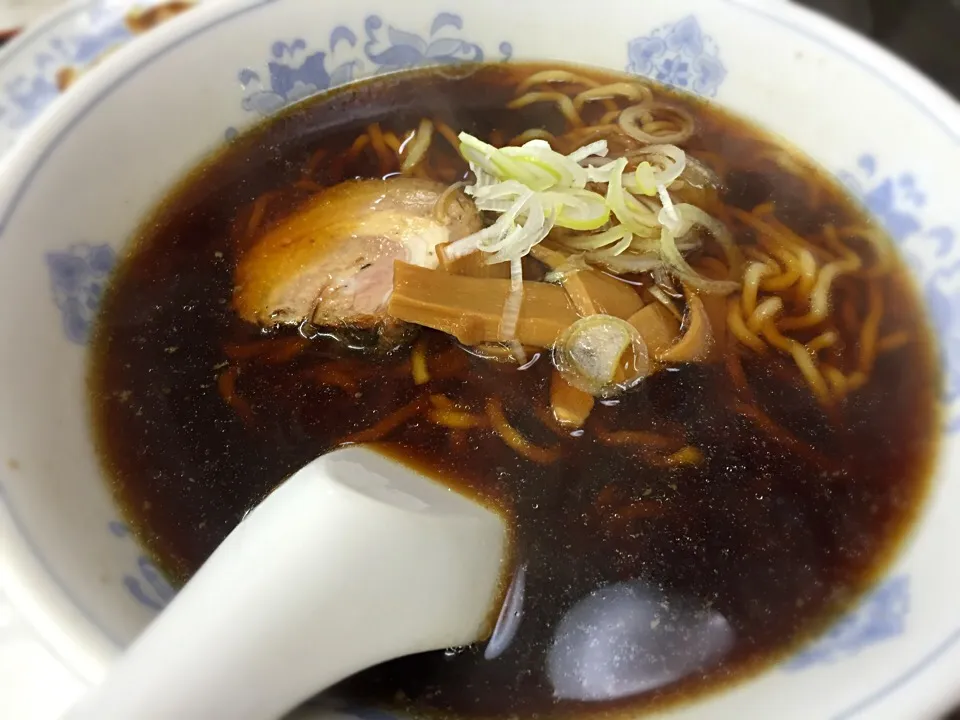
[63,448,506,720]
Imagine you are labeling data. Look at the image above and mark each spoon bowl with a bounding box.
[63,445,509,720]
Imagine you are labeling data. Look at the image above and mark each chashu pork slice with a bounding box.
[233,177,482,327]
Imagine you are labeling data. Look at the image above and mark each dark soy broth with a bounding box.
[89,63,939,718]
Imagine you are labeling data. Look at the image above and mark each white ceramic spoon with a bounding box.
[62,445,509,720]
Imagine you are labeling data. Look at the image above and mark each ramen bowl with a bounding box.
[0,0,957,718]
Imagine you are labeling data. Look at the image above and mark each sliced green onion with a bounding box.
[553,315,650,398]
[501,141,587,189]
[658,184,679,226]
[632,162,658,196]
[460,134,550,189]
[461,133,596,191]
[549,188,610,231]
[628,145,687,189]
[660,203,743,274]
[558,225,632,252]
[659,226,739,295]
[590,229,635,257]
[499,257,524,342]
[582,159,620,184]
[454,132,737,293]
[605,158,660,236]
[444,189,533,261]
[566,140,609,164]
[489,201,550,264]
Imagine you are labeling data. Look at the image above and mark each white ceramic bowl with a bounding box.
[0,0,958,717]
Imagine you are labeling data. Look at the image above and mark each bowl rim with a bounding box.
[731,0,959,139]
[0,0,958,716]
[0,0,213,160]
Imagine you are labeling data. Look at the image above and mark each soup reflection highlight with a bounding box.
[90,63,938,718]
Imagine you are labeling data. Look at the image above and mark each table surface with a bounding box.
[0,0,957,718]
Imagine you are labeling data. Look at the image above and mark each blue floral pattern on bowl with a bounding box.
[45,242,115,344]
[785,575,909,670]
[235,12,512,124]
[840,154,959,428]
[0,2,142,134]
[626,16,726,97]
[108,521,175,611]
